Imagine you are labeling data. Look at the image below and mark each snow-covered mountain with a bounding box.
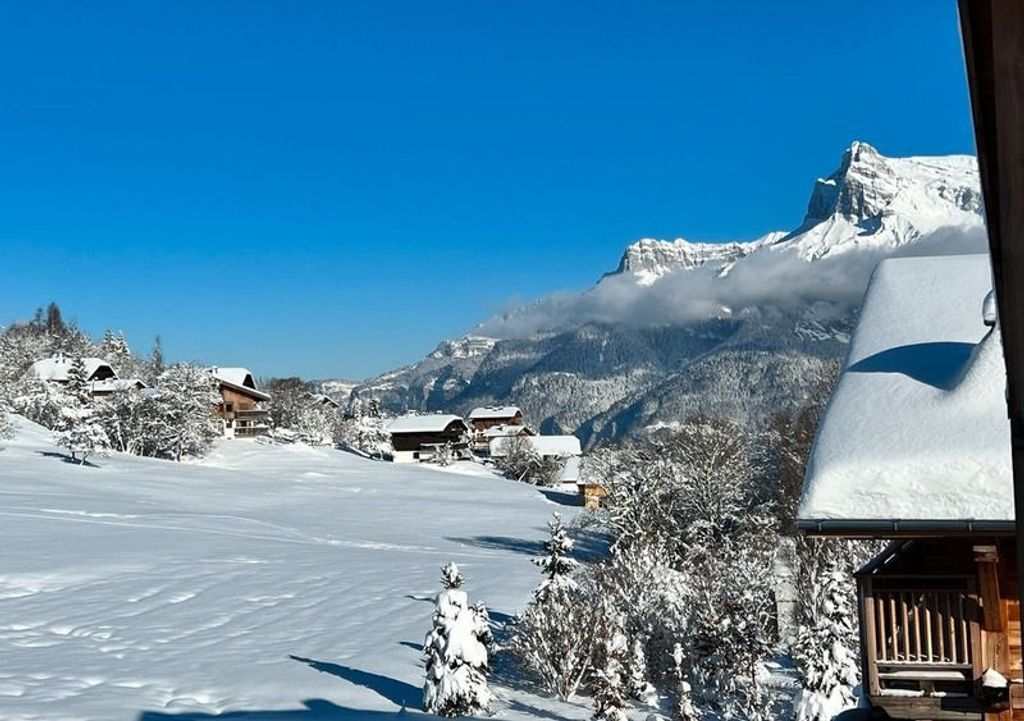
[351,142,986,443]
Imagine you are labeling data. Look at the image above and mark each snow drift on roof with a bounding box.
[388,414,467,434]
[490,435,581,457]
[210,367,256,389]
[208,367,270,401]
[468,406,522,420]
[798,254,1011,527]
[30,356,116,382]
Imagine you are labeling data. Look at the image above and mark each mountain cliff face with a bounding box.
[350,142,986,444]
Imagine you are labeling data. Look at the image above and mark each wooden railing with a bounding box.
[861,577,980,699]
[872,589,972,667]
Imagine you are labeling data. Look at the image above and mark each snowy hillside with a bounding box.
[0,416,593,721]
[351,142,986,443]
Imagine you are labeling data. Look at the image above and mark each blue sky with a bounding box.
[0,1,976,379]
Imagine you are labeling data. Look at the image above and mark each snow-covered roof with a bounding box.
[388,414,467,434]
[468,405,522,420]
[89,378,149,393]
[798,254,1012,532]
[30,355,116,383]
[209,367,270,401]
[482,424,530,438]
[211,367,256,389]
[490,435,581,457]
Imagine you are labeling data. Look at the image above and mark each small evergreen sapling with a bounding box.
[423,563,492,717]
[591,623,630,721]
[628,637,656,705]
[533,512,579,602]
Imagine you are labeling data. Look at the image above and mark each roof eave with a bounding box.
[797,517,1015,538]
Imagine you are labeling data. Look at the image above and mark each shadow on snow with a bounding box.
[289,655,420,709]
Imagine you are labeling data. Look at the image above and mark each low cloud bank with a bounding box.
[477,225,989,339]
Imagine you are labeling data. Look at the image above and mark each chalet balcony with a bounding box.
[860,575,985,719]
[235,408,269,420]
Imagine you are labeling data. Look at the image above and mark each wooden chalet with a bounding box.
[798,254,1015,721]
[387,414,470,463]
[311,393,341,410]
[468,406,524,434]
[209,367,271,439]
[30,354,147,397]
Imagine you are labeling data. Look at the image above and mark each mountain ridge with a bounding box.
[349,141,986,444]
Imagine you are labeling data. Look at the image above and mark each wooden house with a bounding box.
[468,406,524,436]
[311,393,341,410]
[30,354,147,397]
[474,423,534,452]
[388,414,470,463]
[798,254,1016,721]
[209,367,271,439]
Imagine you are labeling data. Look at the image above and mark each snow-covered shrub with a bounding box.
[511,578,606,701]
[150,364,222,460]
[10,376,65,429]
[423,563,491,717]
[426,441,458,467]
[494,436,565,485]
[565,420,782,719]
[335,400,392,458]
[264,377,338,445]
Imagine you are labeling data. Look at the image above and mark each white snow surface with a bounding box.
[798,254,1012,525]
[0,415,592,721]
[467,407,522,421]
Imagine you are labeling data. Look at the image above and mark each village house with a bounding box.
[388,414,470,463]
[468,406,524,434]
[30,354,148,397]
[311,393,341,410]
[490,433,582,484]
[474,422,534,453]
[209,367,271,439]
[798,254,1016,721]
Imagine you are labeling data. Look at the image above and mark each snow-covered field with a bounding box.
[0,417,594,721]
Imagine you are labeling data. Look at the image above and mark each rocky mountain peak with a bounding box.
[803,140,897,225]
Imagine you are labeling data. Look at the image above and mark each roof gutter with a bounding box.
[797,518,1015,536]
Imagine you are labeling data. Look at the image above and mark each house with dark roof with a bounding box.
[387,414,469,463]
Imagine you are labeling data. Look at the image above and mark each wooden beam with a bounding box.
[959,0,1024,694]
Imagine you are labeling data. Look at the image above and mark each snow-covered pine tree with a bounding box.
[792,539,864,721]
[53,400,110,464]
[591,623,629,721]
[533,512,579,602]
[423,562,491,717]
[65,356,93,404]
[671,643,700,721]
[627,637,656,704]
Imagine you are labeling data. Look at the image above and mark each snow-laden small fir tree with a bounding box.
[793,540,862,721]
[65,356,93,405]
[671,643,700,721]
[533,512,579,602]
[627,637,656,704]
[423,562,491,717]
[54,401,110,464]
[591,623,630,721]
